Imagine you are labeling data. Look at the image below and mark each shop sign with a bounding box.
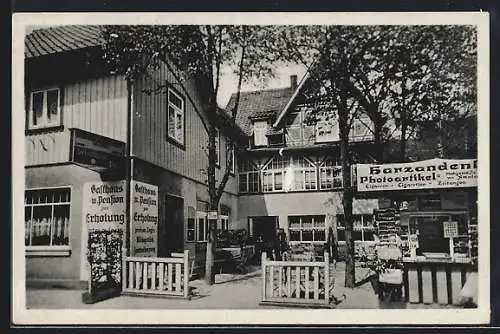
[409,234,419,249]
[356,158,477,192]
[83,181,126,231]
[208,211,218,220]
[443,221,459,238]
[130,180,158,257]
[70,128,125,170]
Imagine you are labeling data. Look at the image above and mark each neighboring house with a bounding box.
[227,74,478,258]
[24,26,242,287]
[227,75,380,253]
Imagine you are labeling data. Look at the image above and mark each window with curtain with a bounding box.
[336,214,375,242]
[29,88,61,129]
[289,215,326,243]
[253,121,268,146]
[25,187,71,248]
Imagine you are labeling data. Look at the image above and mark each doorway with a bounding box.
[158,195,184,257]
[252,216,278,243]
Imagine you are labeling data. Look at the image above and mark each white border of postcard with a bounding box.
[12,12,490,325]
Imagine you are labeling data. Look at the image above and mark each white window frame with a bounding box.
[350,117,374,142]
[319,158,343,190]
[315,117,339,143]
[29,88,61,130]
[337,214,375,242]
[25,186,71,256]
[215,128,220,166]
[288,215,327,244]
[261,156,317,193]
[239,160,260,193]
[229,143,236,174]
[220,214,230,231]
[167,87,185,145]
[253,121,268,147]
[196,211,209,242]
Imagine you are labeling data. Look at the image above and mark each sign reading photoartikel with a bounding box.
[130,180,158,257]
[356,158,477,192]
[83,181,126,231]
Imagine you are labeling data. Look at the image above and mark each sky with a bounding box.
[217,63,307,107]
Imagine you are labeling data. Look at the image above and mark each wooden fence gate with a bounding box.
[260,251,334,308]
[122,250,190,299]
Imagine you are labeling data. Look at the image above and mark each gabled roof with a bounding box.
[25,25,103,59]
[272,72,309,127]
[225,86,295,136]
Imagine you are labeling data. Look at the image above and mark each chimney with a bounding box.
[290,75,298,90]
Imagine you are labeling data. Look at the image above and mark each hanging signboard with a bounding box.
[83,181,126,231]
[130,180,158,257]
[356,158,477,192]
[70,128,125,171]
[443,221,459,238]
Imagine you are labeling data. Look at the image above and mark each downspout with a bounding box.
[122,78,134,290]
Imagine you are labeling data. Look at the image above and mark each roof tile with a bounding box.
[226,86,294,135]
[25,25,103,59]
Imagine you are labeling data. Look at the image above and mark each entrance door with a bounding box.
[252,216,278,244]
[158,195,184,257]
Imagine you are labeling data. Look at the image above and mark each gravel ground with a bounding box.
[26,262,458,309]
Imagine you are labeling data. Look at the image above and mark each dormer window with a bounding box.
[29,88,61,130]
[253,121,268,147]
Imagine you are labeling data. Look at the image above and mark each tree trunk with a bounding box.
[372,109,384,163]
[205,121,218,285]
[399,106,407,162]
[337,78,355,288]
[340,134,355,288]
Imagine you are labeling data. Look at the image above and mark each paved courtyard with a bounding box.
[27,262,457,309]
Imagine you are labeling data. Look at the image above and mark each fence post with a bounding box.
[183,250,189,298]
[261,252,267,301]
[324,251,330,305]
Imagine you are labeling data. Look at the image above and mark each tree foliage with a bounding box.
[275,24,477,287]
[101,25,281,284]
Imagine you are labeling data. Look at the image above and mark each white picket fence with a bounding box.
[260,251,334,308]
[122,250,190,299]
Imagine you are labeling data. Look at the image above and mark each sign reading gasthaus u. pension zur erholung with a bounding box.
[356,158,477,192]
[130,180,158,257]
[83,181,126,231]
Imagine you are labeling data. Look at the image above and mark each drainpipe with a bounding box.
[122,78,134,289]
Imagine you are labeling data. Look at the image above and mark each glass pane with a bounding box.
[302,230,313,241]
[353,231,363,240]
[53,205,70,245]
[169,90,183,109]
[302,216,313,228]
[363,231,375,241]
[198,218,205,241]
[314,230,325,242]
[31,205,52,246]
[290,230,300,241]
[168,106,176,136]
[289,216,300,229]
[274,172,283,190]
[337,229,345,241]
[46,89,59,123]
[25,206,32,246]
[176,112,183,141]
[32,92,44,126]
[239,174,248,192]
